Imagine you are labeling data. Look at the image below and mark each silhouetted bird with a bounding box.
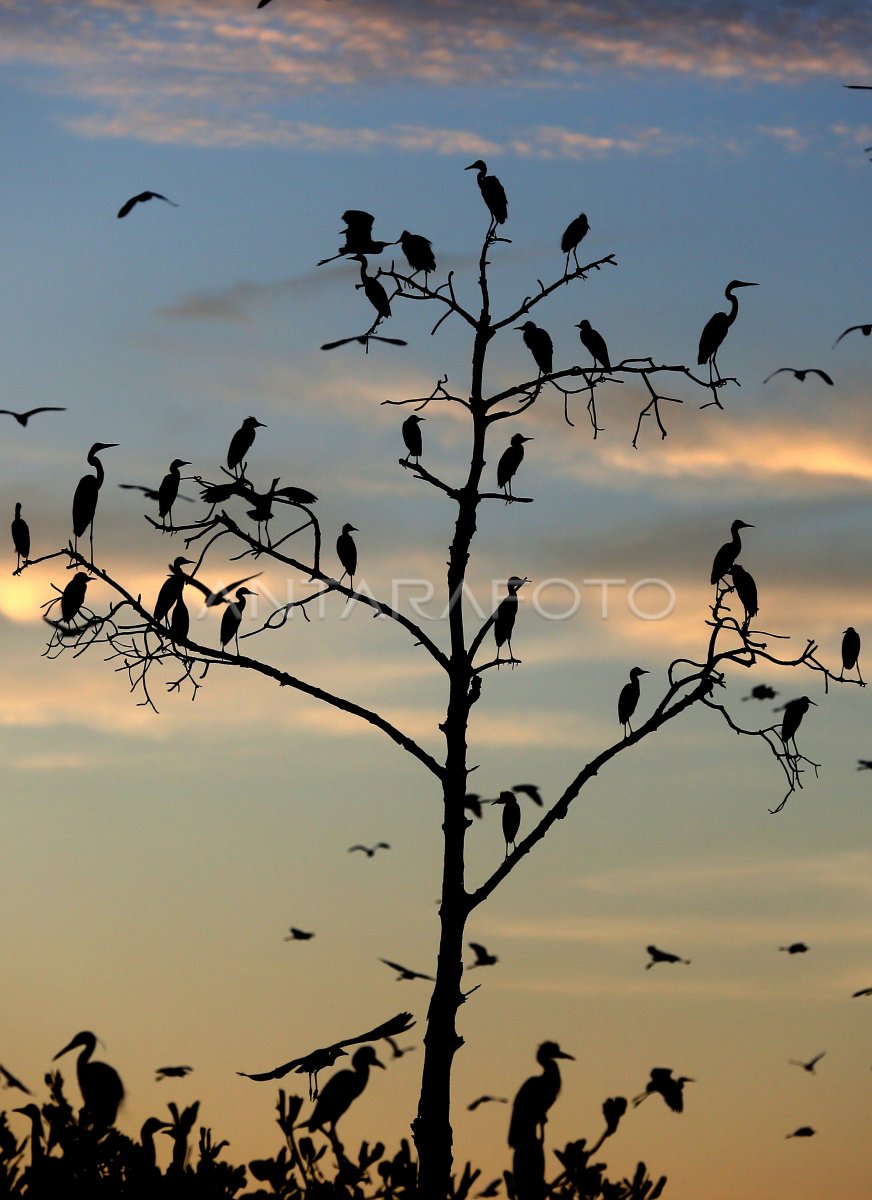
[618,667,648,737]
[275,484,319,505]
[402,415,425,464]
[349,842,390,857]
[833,323,872,348]
[779,942,809,954]
[158,458,190,527]
[645,945,690,969]
[54,1031,124,1127]
[786,1126,815,1138]
[710,519,754,585]
[73,441,117,559]
[497,433,533,499]
[856,760,872,772]
[398,230,436,275]
[742,683,778,701]
[468,941,498,967]
[318,211,394,266]
[380,958,436,982]
[155,1065,193,1081]
[841,626,862,682]
[154,556,193,625]
[257,0,273,7]
[789,1052,825,1074]
[465,793,484,819]
[468,1094,508,1111]
[512,783,543,806]
[851,986,872,997]
[697,280,757,382]
[508,1041,574,1148]
[60,571,92,623]
[336,522,358,584]
[219,586,256,653]
[730,563,758,624]
[465,160,508,226]
[11,502,30,571]
[384,1035,415,1058]
[492,790,521,856]
[306,1046,384,1133]
[633,1068,693,1113]
[227,416,265,475]
[120,482,193,504]
[561,212,590,273]
[0,405,66,426]
[170,594,190,644]
[576,318,611,370]
[285,927,315,941]
[780,697,816,748]
[493,576,527,663]
[351,254,392,320]
[117,191,178,219]
[763,367,833,385]
[0,1065,32,1095]
[516,321,553,376]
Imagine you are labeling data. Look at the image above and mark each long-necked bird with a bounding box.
[158,459,190,527]
[465,160,507,226]
[154,557,193,625]
[710,519,753,585]
[697,280,757,382]
[227,417,265,475]
[336,523,358,584]
[351,254,391,321]
[11,502,30,571]
[117,191,178,219]
[497,433,532,500]
[508,1041,573,1148]
[53,1031,124,1128]
[576,319,611,371]
[73,442,117,559]
[219,586,256,653]
[618,667,648,737]
[305,1046,384,1134]
[729,563,758,625]
[317,210,394,266]
[633,1067,693,1113]
[493,576,527,663]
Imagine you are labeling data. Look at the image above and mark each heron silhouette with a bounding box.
[155,1065,194,1081]
[508,1041,573,1148]
[633,1067,693,1113]
[780,697,816,750]
[561,212,590,273]
[789,1052,825,1074]
[53,1031,124,1128]
[576,319,611,371]
[516,321,553,376]
[351,254,392,321]
[841,627,862,683]
[493,576,527,664]
[710,519,753,585]
[398,230,436,276]
[645,945,690,969]
[170,593,190,644]
[154,556,193,625]
[73,441,117,559]
[763,367,833,386]
[157,458,190,527]
[465,160,507,228]
[349,841,389,857]
[380,958,436,982]
[219,586,256,654]
[336,523,358,585]
[697,280,757,383]
[618,667,648,737]
[468,941,499,967]
[11,502,30,571]
[59,571,92,624]
[227,416,265,475]
[497,433,532,500]
[0,405,66,426]
[833,323,872,348]
[492,790,521,856]
[729,563,758,625]
[318,211,394,266]
[402,415,425,465]
[117,191,178,219]
[305,1046,384,1135]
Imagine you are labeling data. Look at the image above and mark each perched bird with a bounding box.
[645,945,691,969]
[351,254,391,321]
[155,1065,193,1081]
[780,697,816,749]
[561,212,590,273]
[468,941,499,968]
[789,1052,825,1074]
[157,458,190,527]
[618,667,648,737]
[633,1068,694,1113]
[516,321,553,376]
[154,557,193,625]
[0,405,66,426]
[468,1094,508,1111]
[398,230,436,276]
[841,627,862,683]
[508,1041,574,1147]
[53,1031,124,1128]
[697,280,757,382]
[227,417,265,475]
[336,522,358,584]
[833,323,872,348]
[170,594,190,644]
[219,586,256,654]
[59,571,92,624]
[380,958,436,982]
[465,160,507,226]
[763,367,833,385]
[117,191,178,219]
[305,1046,384,1133]
[11,502,30,571]
[492,790,521,856]
[0,1065,33,1095]
[284,927,315,941]
[742,683,778,702]
[576,318,611,371]
[512,783,543,806]
[779,942,809,954]
[786,1126,815,1139]
[348,842,390,857]
[493,576,527,663]
[402,415,425,465]
[496,433,532,500]
[72,441,117,559]
[710,519,754,585]
[729,563,758,625]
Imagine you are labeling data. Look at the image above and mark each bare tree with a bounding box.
[16,180,860,1198]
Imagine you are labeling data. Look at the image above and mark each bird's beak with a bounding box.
[52,1037,78,1061]
[737,282,758,288]
[373,1056,386,1070]
[522,436,533,442]
[808,700,818,706]
[556,1049,575,1060]
[464,163,476,171]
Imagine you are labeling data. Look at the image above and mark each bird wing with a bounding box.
[117,195,141,218]
[833,325,862,347]
[238,1012,413,1081]
[852,986,872,997]
[762,368,789,383]
[0,1065,33,1094]
[512,783,543,805]
[468,942,488,960]
[811,369,834,385]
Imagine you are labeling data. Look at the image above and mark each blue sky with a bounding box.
[1,3,871,1196]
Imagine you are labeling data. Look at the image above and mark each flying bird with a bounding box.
[380,958,436,982]
[53,1031,124,1128]
[832,323,872,348]
[117,191,179,219]
[155,1065,194,1081]
[383,1035,415,1059]
[779,942,809,954]
[710,519,754,586]
[561,212,590,273]
[789,1052,825,1074]
[497,433,533,500]
[851,986,872,997]
[618,667,648,737]
[576,319,611,371]
[468,941,498,968]
[512,783,543,806]
[284,927,315,941]
[786,1126,815,1139]
[0,406,66,426]
[633,1067,694,1113]
[697,280,757,383]
[465,160,508,227]
[468,1094,508,1111]
[645,945,690,969]
[762,367,833,385]
[0,1065,33,1095]
[857,761,872,772]
[348,842,389,857]
[742,684,778,701]
[318,210,394,266]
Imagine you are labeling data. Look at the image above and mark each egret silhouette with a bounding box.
[763,367,833,385]
[561,212,589,273]
[779,942,808,954]
[618,667,648,737]
[318,211,394,265]
[53,1031,124,1128]
[493,576,527,663]
[380,959,436,982]
[468,1094,508,1111]
[633,1068,694,1113]
[743,683,777,701]
[497,433,532,500]
[516,321,553,376]
[12,1103,45,1184]
[351,254,391,321]
[11,502,30,571]
[305,1046,384,1134]
[833,323,872,348]
[0,1065,32,1095]
[398,230,436,276]
[645,945,690,969]
[284,926,315,941]
[155,1065,194,1080]
[73,441,117,559]
[468,941,498,967]
[0,405,66,426]
[789,1052,825,1074]
[492,790,521,856]
[402,415,425,464]
[349,842,390,857]
[158,459,190,527]
[170,593,190,644]
[220,586,256,654]
[154,557,193,625]
[780,697,816,749]
[697,280,757,382]
[710,519,753,585]
[786,1126,815,1138]
[336,522,358,584]
[465,160,507,227]
[576,319,611,370]
[508,1041,574,1148]
[729,563,758,625]
[60,571,92,623]
[227,417,265,475]
[841,626,862,682]
[117,191,178,218]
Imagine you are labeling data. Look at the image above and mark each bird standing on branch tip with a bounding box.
[697,280,757,383]
[158,458,190,527]
[508,1041,574,1149]
[219,586,256,654]
[349,841,389,857]
[336,522,358,585]
[710,519,754,585]
[493,575,527,664]
[227,416,265,476]
[561,212,590,274]
[11,502,30,571]
[351,254,392,321]
[73,441,117,560]
[729,563,758,625]
[402,415,424,464]
[576,319,612,371]
[468,941,498,967]
[492,790,521,856]
[117,191,178,219]
[763,367,833,386]
[53,1031,124,1128]
[398,230,436,276]
[285,926,315,941]
[465,160,508,227]
[618,667,648,737]
[841,626,862,683]
[516,321,553,376]
[833,323,872,348]
[780,697,816,749]
[645,944,690,969]
[789,1052,825,1074]
[380,958,436,982]
[0,405,66,426]
[497,433,532,500]
[779,942,809,954]
[633,1068,694,1113]
[305,1046,384,1134]
[60,572,92,624]
[154,557,193,625]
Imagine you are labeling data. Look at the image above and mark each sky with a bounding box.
[1,1,871,1196]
